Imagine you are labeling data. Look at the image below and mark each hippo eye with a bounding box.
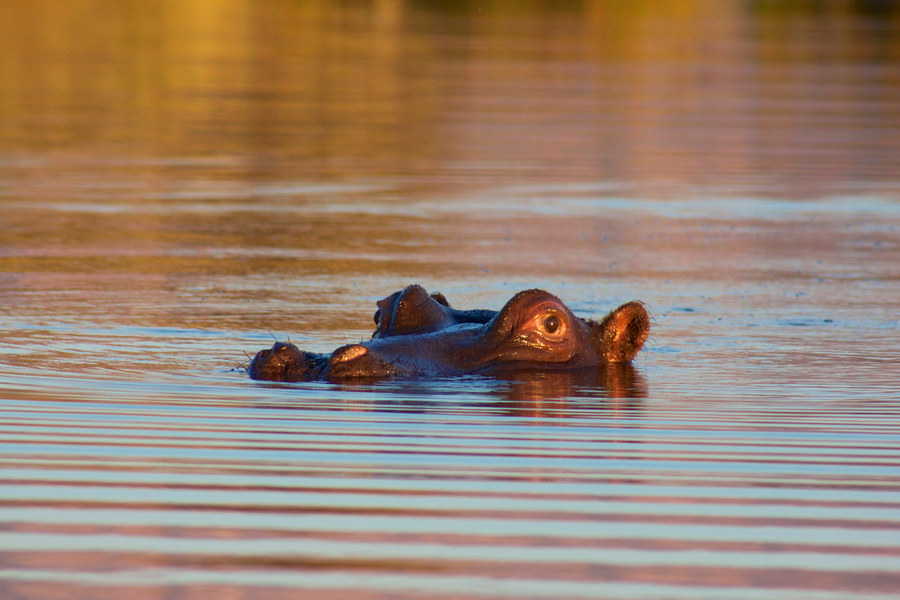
[543,315,560,334]
[373,308,381,325]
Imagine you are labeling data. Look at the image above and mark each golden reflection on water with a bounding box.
[2,4,900,598]
[2,0,898,188]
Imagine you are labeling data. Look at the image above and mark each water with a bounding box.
[2,1,900,598]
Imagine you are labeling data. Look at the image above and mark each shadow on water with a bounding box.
[484,364,647,405]
[252,364,647,416]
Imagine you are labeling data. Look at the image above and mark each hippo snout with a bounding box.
[248,342,328,382]
[331,344,369,364]
[327,344,397,378]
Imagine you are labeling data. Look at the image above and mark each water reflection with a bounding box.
[2,0,898,192]
[2,2,900,600]
[318,364,647,412]
[490,364,648,405]
[252,363,647,420]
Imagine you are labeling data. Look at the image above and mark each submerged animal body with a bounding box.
[248,284,649,382]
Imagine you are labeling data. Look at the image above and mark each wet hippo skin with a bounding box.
[248,284,649,382]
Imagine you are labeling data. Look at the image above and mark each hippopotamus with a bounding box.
[248,284,649,382]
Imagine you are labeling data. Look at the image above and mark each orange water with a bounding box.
[2,2,899,598]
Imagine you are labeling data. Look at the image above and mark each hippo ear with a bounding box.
[430,292,450,307]
[589,301,650,363]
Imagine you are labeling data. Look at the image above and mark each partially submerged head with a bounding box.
[248,285,649,382]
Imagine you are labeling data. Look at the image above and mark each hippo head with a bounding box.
[248,285,649,382]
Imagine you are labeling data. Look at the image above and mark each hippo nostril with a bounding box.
[331,344,369,364]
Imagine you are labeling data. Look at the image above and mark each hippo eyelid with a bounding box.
[518,307,568,345]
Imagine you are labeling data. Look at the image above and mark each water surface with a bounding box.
[1,1,899,599]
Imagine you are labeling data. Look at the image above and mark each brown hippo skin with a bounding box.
[248,284,649,382]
